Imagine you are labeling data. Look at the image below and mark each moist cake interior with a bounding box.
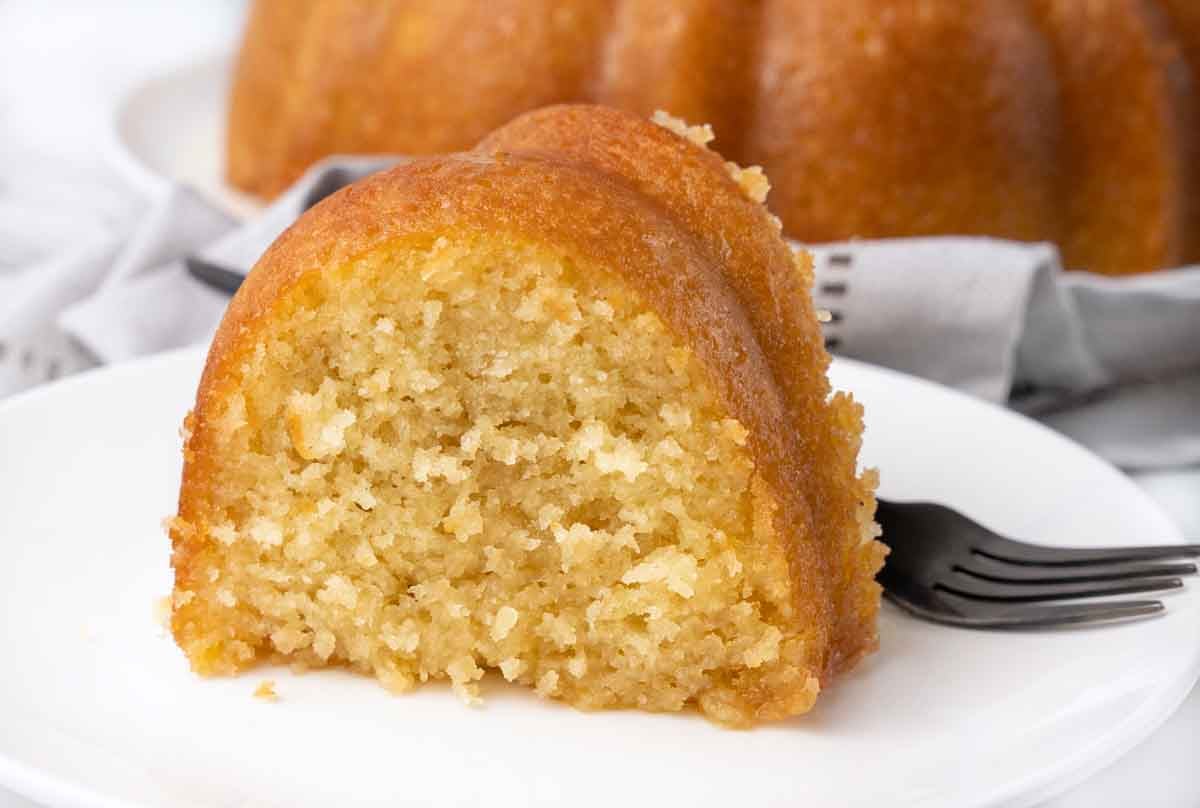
[172,234,823,724]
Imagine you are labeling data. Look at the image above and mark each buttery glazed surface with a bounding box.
[174,106,884,721]
[227,0,1200,275]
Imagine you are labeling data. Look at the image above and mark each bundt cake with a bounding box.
[226,0,1200,276]
[171,105,886,726]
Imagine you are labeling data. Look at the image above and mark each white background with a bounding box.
[0,2,1196,805]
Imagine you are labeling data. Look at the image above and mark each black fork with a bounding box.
[185,167,355,295]
[877,498,1200,628]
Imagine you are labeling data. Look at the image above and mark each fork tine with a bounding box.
[877,500,1194,629]
[959,555,1198,584]
[975,541,1200,567]
[938,572,1183,603]
[929,594,1166,628]
[185,257,244,295]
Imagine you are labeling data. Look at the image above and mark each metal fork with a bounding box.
[878,498,1200,628]
[185,167,355,296]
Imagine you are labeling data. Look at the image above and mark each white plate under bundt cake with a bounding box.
[169,104,886,727]
[3,333,1196,805]
[225,0,1200,276]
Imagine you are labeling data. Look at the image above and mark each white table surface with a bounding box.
[1,2,1197,805]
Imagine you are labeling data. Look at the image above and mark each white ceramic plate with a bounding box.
[107,51,262,220]
[0,348,1196,808]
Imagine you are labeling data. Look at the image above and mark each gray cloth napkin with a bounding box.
[808,240,1200,468]
[9,158,1198,470]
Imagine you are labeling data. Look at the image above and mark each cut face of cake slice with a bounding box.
[170,105,885,727]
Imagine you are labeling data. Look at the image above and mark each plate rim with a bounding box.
[0,347,1196,808]
[102,49,256,219]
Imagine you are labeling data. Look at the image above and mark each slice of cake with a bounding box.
[170,104,885,727]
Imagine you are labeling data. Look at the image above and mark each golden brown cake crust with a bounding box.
[177,106,884,711]
[752,0,1061,255]
[1029,0,1196,275]
[477,105,882,675]
[226,0,615,200]
[1157,0,1200,266]
[226,0,1200,275]
[592,0,759,158]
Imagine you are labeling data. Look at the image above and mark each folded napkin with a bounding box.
[4,158,1198,470]
[808,240,1200,468]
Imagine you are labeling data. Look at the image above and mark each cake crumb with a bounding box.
[179,412,194,443]
[270,626,310,654]
[659,402,692,429]
[491,606,519,641]
[622,548,700,598]
[447,656,484,705]
[317,574,358,609]
[725,162,771,203]
[421,301,443,329]
[651,111,768,204]
[381,620,421,654]
[536,670,559,697]
[743,626,783,668]
[721,418,750,447]
[590,299,614,320]
[253,680,278,701]
[248,517,283,548]
[313,629,336,660]
[153,596,171,630]
[652,110,714,147]
[442,496,484,541]
[499,657,525,681]
[538,613,578,649]
[286,381,357,460]
[353,541,378,568]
